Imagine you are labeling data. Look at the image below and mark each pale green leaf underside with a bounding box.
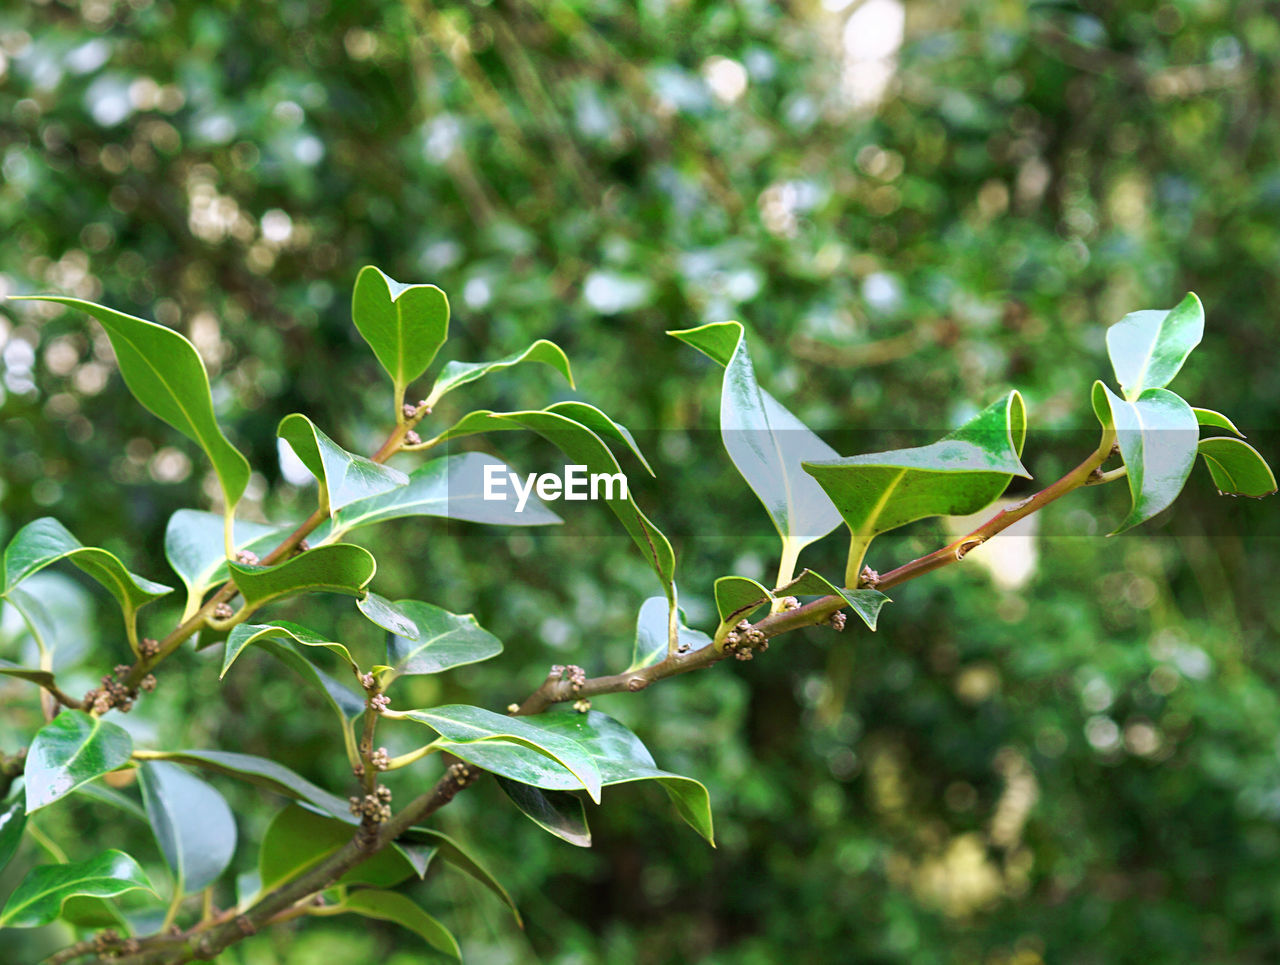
[1192,407,1244,438]
[1105,292,1203,401]
[277,412,408,513]
[495,776,592,848]
[628,595,712,671]
[223,621,357,678]
[713,576,774,624]
[425,338,573,407]
[164,510,290,604]
[138,761,237,895]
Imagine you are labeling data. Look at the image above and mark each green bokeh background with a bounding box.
[3,1,1279,962]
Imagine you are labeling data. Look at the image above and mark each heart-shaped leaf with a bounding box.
[16,296,251,509]
[320,452,562,538]
[164,510,290,614]
[788,569,891,631]
[713,576,774,625]
[0,801,25,873]
[223,621,357,678]
[1105,292,1203,401]
[357,595,503,681]
[495,776,592,848]
[138,761,236,895]
[1092,381,1198,533]
[340,890,461,961]
[1197,437,1278,497]
[627,596,712,672]
[804,392,1029,584]
[0,850,155,928]
[228,544,376,611]
[351,266,449,407]
[1192,407,1244,438]
[277,413,408,514]
[425,339,573,408]
[25,711,133,812]
[391,704,602,802]
[669,321,842,566]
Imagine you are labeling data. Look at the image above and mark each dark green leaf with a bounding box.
[164,510,289,613]
[713,576,774,624]
[15,296,250,508]
[138,761,236,894]
[357,595,503,680]
[788,569,891,631]
[340,889,461,961]
[0,659,57,689]
[1105,292,1204,400]
[73,782,148,823]
[1192,407,1244,438]
[627,596,711,671]
[223,621,357,678]
[543,401,654,475]
[25,711,133,812]
[495,776,591,848]
[257,805,420,895]
[0,801,25,872]
[669,321,842,558]
[277,413,408,513]
[397,826,521,924]
[351,266,449,404]
[1198,437,1278,497]
[228,544,376,611]
[0,850,154,928]
[804,392,1029,584]
[425,338,573,407]
[1092,381,1198,533]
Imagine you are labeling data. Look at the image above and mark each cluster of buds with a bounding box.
[446,761,475,787]
[722,620,768,661]
[402,399,431,420]
[139,637,160,659]
[359,672,377,691]
[573,698,591,713]
[550,664,587,693]
[349,785,392,823]
[404,429,422,446]
[297,539,311,553]
[370,747,390,771]
[779,596,800,611]
[85,667,140,714]
[212,602,234,620]
[858,565,881,588]
[369,693,390,713]
[235,549,260,566]
[828,610,847,632]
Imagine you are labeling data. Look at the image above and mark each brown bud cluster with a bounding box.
[447,761,475,786]
[369,693,390,713]
[779,596,800,611]
[349,785,393,823]
[359,672,377,691]
[370,747,390,771]
[723,619,768,661]
[235,549,260,566]
[139,638,160,658]
[829,611,847,632]
[85,666,143,713]
[551,664,587,692]
[213,602,234,620]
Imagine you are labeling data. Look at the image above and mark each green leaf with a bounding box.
[669,321,842,559]
[803,392,1029,584]
[0,850,155,928]
[257,805,421,895]
[396,826,521,924]
[16,296,250,509]
[1105,292,1204,400]
[73,782,148,823]
[543,401,655,475]
[392,704,602,802]
[3,518,171,648]
[628,596,711,672]
[223,621,357,678]
[1092,382,1199,533]
[277,413,408,513]
[351,266,449,405]
[229,544,376,611]
[0,801,25,873]
[357,595,502,681]
[25,711,133,812]
[164,510,290,612]
[321,453,562,538]
[425,338,573,408]
[0,659,57,690]
[495,776,591,848]
[1192,407,1244,438]
[138,762,236,895]
[1198,437,1278,497]
[133,749,350,821]
[789,569,892,631]
[713,576,774,624]
[340,890,461,961]
[520,709,715,845]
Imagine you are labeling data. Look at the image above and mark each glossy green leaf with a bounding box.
[1105,292,1204,400]
[1192,407,1244,438]
[138,761,236,894]
[495,776,591,848]
[789,569,892,631]
[340,889,461,961]
[25,711,133,812]
[397,826,521,924]
[804,391,1029,584]
[277,413,408,513]
[0,801,25,872]
[16,296,250,508]
[628,596,711,671]
[521,709,715,845]
[392,704,602,802]
[0,659,57,690]
[425,338,573,408]
[228,543,376,611]
[1092,381,1199,533]
[74,782,148,823]
[713,576,774,624]
[357,595,503,681]
[670,321,842,559]
[223,621,357,678]
[134,749,350,821]
[1198,437,1278,497]
[257,805,421,895]
[543,401,655,475]
[164,510,289,611]
[2,518,171,645]
[0,850,154,928]
[320,452,562,538]
[57,895,128,930]
[351,266,449,403]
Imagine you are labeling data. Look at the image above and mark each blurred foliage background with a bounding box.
[3,0,1280,962]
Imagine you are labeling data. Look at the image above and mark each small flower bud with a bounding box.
[213,602,234,620]
[140,638,160,658]
[370,747,390,771]
[402,402,418,419]
[506,703,520,714]
[370,694,390,713]
[780,596,800,611]
[235,549,260,566]
[404,430,422,446]
[573,698,591,713]
[829,611,847,632]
